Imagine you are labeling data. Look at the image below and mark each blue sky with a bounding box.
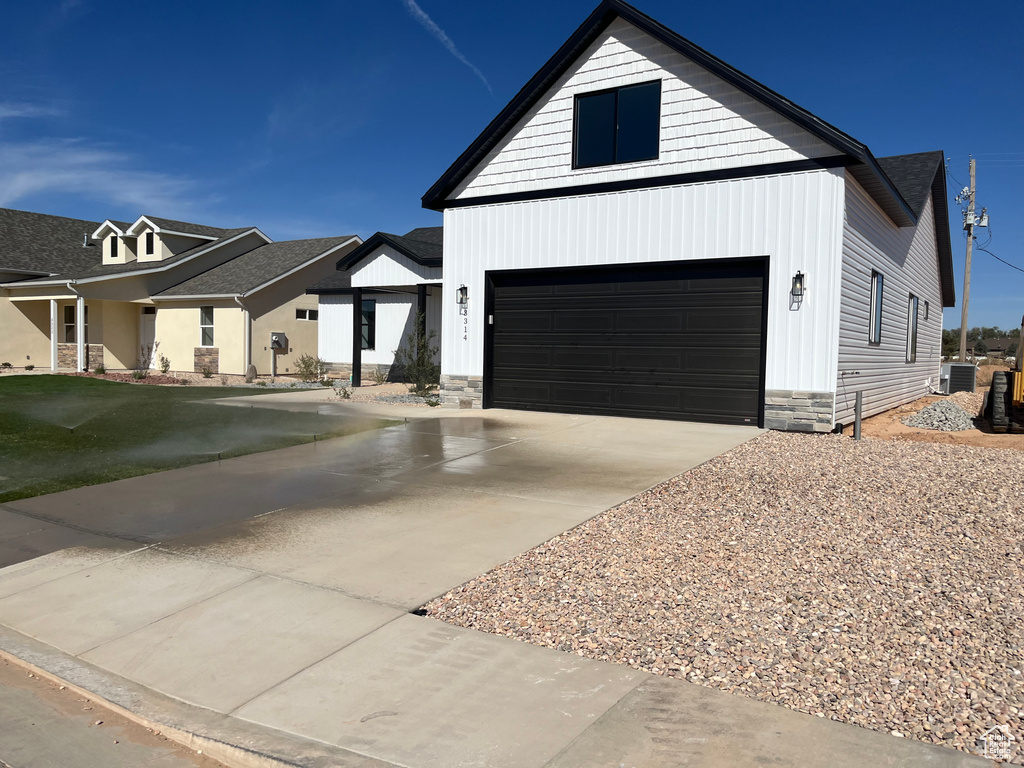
[1,0,1021,330]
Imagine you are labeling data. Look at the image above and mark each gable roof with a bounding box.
[0,208,105,276]
[876,151,955,307]
[157,235,359,298]
[334,226,443,271]
[421,0,915,227]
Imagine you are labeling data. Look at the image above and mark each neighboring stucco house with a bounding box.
[420,0,954,431]
[0,208,359,375]
[308,227,442,381]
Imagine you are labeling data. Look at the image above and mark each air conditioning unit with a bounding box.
[940,362,976,394]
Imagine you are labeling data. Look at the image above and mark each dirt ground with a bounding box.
[842,392,1024,450]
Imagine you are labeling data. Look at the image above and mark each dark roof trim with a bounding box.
[441,156,851,209]
[421,0,916,227]
[335,232,442,272]
[930,161,955,307]
[306,287,420,297]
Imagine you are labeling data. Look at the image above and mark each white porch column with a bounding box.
[75,295,85,371]
[49,299,58,371]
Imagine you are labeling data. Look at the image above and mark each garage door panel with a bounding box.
[487,260,765,425]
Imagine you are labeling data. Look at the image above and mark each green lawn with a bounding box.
[0,375,395,502]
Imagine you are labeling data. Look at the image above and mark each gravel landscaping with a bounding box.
[427,431,1024,762]
[902,399,977,431]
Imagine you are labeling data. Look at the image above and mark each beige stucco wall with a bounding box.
[0,294,50,368]
[247,249,354,376]
[100,300,141,369]
[155,301,245,374]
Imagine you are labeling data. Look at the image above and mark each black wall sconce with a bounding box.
[456,284,468,305]
[791,271,806,298]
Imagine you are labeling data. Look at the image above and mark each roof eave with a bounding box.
[930,160,956,307]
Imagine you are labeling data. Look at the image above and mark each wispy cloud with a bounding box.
[0,138,203,217]
[0,102,61,122]
[402,0,493,96]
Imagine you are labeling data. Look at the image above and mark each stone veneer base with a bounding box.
[440,374,483,409]
[57,343,104,371]
[193,348,219,374]
[763,389,834,433]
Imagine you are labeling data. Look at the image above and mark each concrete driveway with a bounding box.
[0,398,984,767]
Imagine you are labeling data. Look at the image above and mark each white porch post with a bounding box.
[75,295,85,371]
[49,299,58,371]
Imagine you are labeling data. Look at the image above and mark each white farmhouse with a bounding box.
[421,0,954,431]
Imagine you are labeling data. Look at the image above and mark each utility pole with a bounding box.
[958,158,976,362]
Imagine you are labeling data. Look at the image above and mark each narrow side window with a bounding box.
[145,231,154,255]
[906,294,919,363]
[200,306,215,346]
[868,271,883,344]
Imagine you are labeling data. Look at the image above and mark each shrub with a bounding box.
[372,366,389,386]
[337,386,351,400]
[201,366,213,379]
[159,354,171,374]
[392,313,440,397]
[254,379,267,387]
[93,365,106,375]
[320,378,334,387]
[1,362,12,368]
[24,364,34,371]
[132,370,147,380]
[294,353,328,382]
[139,341,159,370]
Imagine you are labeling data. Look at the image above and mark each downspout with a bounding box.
[234,295,251,372]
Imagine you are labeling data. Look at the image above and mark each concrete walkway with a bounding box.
[0,396,986,767]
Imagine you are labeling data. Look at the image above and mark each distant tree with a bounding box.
[941,328,960,358]
[967,327,983,342]
[1006,341,1017,358]
[974,338,988,356]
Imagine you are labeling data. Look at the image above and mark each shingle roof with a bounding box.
[0,208,104,276]
[138,216,232,238]
[334,226,443,272]
[306,271,353,294]
[158,236,357,297]
[875,150,955,307]
[5,227,258,285]
[876,152,942,219]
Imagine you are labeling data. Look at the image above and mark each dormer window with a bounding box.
[145,231,154,255]
[573,80,661,169]
[108,235,118,259]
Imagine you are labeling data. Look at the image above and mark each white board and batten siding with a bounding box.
[443,168,846,396]
[349,244,442,288]
[318,291,441,367]
[452,17,841,202]
[835,177,942,424]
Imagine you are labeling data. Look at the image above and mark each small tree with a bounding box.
[393,312,440,396]
[974,338,988,357]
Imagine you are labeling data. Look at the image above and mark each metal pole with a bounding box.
[854,391,863,441]
[1018,313,1024,374]
[958,158,976,362]
[351,287,362,387]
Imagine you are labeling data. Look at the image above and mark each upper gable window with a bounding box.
[573,80,661,169]
[108,235,118,260]
[145,231,154,255]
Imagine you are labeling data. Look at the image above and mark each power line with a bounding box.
[978,245,1024,275]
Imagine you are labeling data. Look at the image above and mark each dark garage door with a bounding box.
[485,259,766,425]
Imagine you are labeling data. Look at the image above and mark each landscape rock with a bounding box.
[901,399,975,431]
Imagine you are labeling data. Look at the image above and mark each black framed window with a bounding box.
[906,294,919,363]
[109,235,118,259]
[295,308,319,321]
[145,231,154,255]
[361,299,375,350]
[573,80,661,168]
[868,271,883,344]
